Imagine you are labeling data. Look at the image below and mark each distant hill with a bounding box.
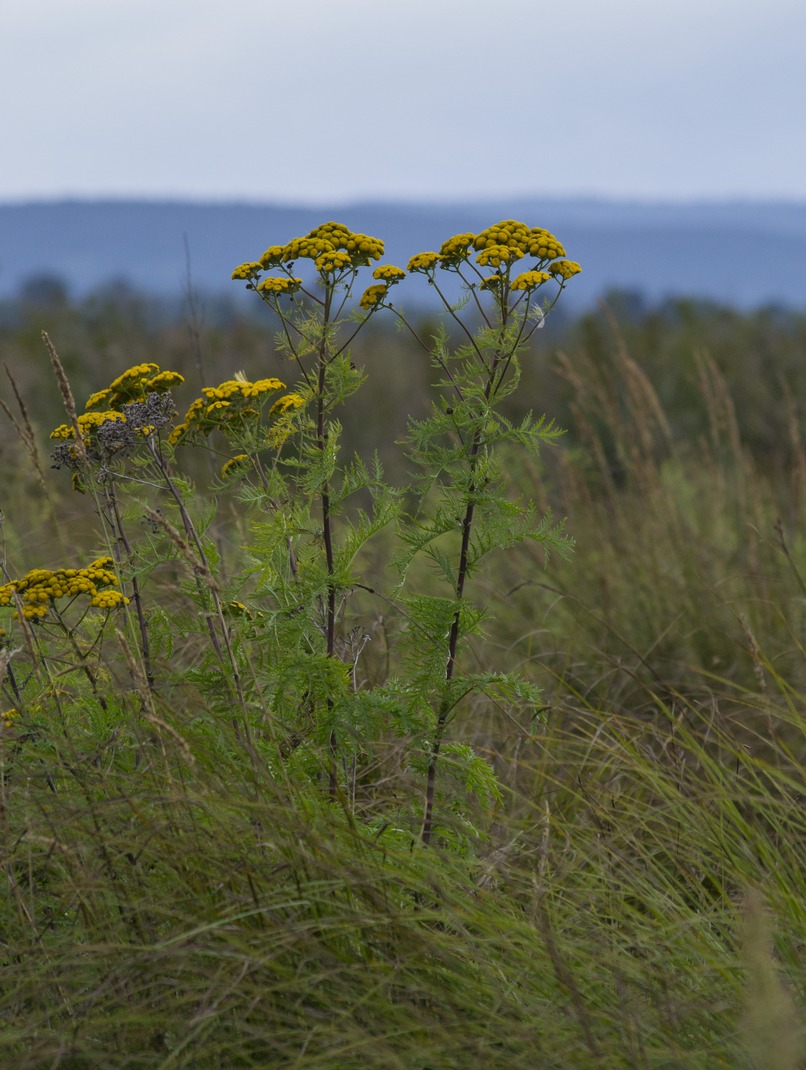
[1,198,805,311]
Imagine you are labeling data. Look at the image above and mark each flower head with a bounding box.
[476,244,522,268]
[269,393,306,417]
[407,251,440,273]
[221,454,249,479]
[232,262,263,281]
[284,235,334,262]
[266,393,307,448]
[479,275,505,292]
[2,708,19,730]
[259,245,287,269]
[372,264,406,284]
[0,558,129,620]
[83,362,184,412]
[528,229,566,262]
[439,233,476,266]
[511,270,552,291]
[339,232,384,265]
[257,276,303,296]
[147,370,185,391]
[308,221,354,246]
[174,376,286,442]
[315,249,353,274]
[359,284,388,311]
[473,220,532,254]
[548,259,582,280]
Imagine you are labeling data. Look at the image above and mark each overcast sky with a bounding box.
[3,0,805,205]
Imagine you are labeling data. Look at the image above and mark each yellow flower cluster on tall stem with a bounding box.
[406,217,580,330]
[84,362,185,412]
[170,376,287,445]
[232,221,406,798]
[399,219,581,844]
[232,221,405,323]
[0,558,129,621]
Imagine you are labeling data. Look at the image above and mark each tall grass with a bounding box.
[1,290,804,1068]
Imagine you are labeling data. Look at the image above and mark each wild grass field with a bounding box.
[1,225,805,1069]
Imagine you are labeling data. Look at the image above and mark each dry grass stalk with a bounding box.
[0,366,48,493]
[41,330,87,465]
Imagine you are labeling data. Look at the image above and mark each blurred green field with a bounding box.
[1,288,804,1068]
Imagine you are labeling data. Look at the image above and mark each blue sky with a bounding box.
[4,0,805,204]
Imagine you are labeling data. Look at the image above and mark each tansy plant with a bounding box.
[5,219,579,850]
[0,557,129,715]
[230,221,405,799]
[230,218,579,842]
[46,355,300,723]
[390,220,578,842]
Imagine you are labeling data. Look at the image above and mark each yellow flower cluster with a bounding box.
[90,589,130,609]
[310,221,355,246]
[269,393,306,417]
[549,259,582,280]
[439,233,476,265]
[51,410,126,441]
[408,221,579,288]
[50,365,182,472]
[308,222,384,266]
[220,454,249,479]
[407,251,441,273]
[511,270,552,291]
[528,229,566,262]
[359,284,389,310]
[0,557,129,620]
[472,220,565,267]
[259,246,286,269]
[476,244,522,268]
[473,220,532,253]
[372,264,406,283]
[170,377,286,444]
[266,393,307,448]
[3,707,19,730]
[231,262,263,280]
[283,235,336,262]
[234,222,385,289]
[236,221,578,307]
[203,377,285,401]
[479,275,505,292]
[314,249,352,274]
[84,363,185,412]
[257,276,303,295]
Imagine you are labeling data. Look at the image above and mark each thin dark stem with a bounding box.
[388,307,468,407]
[456,262,495,329]
[429,276,486,365]
[312,290,340,800]
[421,339,509,844]
[420,443,479,844]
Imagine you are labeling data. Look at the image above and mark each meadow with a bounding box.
[0,224,805,1069]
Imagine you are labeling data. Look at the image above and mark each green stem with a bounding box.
[314,291,340,800]
[421,337,508,844]
[421,440,480,844]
